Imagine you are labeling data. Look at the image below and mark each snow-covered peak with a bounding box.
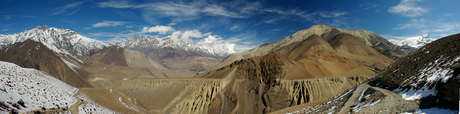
[389,34,434,48]
[0,25,110,57]
[118,36,233,59]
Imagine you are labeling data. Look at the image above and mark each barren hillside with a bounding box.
[280,33,460,114]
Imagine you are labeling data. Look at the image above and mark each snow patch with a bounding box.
[0,61,78,113]
[394,56,460,100]
[61,58,80,74]
[389,34,434,48]
[394,87,436,100]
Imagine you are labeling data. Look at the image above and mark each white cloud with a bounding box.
[91,21,130,28]
[87,25,260,52]
[229,25,240,31]
[97,0,352,29]
[97,0,249,24]
[260,9,351,28]
[168,23,176,26]
[52,1,85,15]
[393,18,460,38]
[141,25,175,34]
[225,32,261,52]
[86,30,145,44]
[388,0,428,17]
[360,3,379,11]
[318,11,347,18]
[394,18,427,30]
[202,5,244,18]
[197,35,236,53]
[180,30,211,43]
[381,34,416,40]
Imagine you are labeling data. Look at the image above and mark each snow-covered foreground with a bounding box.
[393,56,460,100]
[0,61,117,113]
[0,61,78,113]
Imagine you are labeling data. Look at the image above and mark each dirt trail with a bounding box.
[336,84,419,114]
[69,90,83,114]
[81,88,145,114]
[356,86,419,114]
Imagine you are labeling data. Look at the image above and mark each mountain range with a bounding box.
[1,25,457,113]
[0,25,109,58]
[0,25,231,74]
[280,33,459,114]
[118,36,228,71]
[389,34,435,48]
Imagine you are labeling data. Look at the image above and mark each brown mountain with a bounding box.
[276,34,335,61]
[199,52,367,113]
[278,33,460,114]
[0,39,92,87]
[275,34,370,77]
[83,46,198,88]
[328,32,381,57]
[329,32,394,71]
[118,36,228,73]
[211,25,412,71]
[69,27,398,114]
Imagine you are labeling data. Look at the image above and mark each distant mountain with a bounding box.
[281,33,460,114]
[192,31,391,113]
[212,25,409,71]
[118,36,232,59]
[118,36,228,71]
[389,34,434,48]
[0,25,109,57]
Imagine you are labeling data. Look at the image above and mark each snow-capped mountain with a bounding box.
[389,34,434,48]
[0,25,109,57]
[118,36,233,59]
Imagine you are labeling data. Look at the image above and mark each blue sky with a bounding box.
[1,0,459,52]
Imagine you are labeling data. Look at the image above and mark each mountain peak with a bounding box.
[35,25,49,30]
[0,26,109,57]
[389,34,434,48]
[276,34,335,60]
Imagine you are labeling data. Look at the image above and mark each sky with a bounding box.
[1,0,459,52]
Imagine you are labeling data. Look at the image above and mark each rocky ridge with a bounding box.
[212,25,411,71]
[280,33,460,114]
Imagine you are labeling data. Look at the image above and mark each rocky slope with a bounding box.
[0,39,92,87]
[0,25,109,58]
[389,34,434,48]
[281,33,460,114]
[212,25,411,71]
[98,51,370,114]
[201,52,369,114]
[118,36,228,71]
[0,61,115,114]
